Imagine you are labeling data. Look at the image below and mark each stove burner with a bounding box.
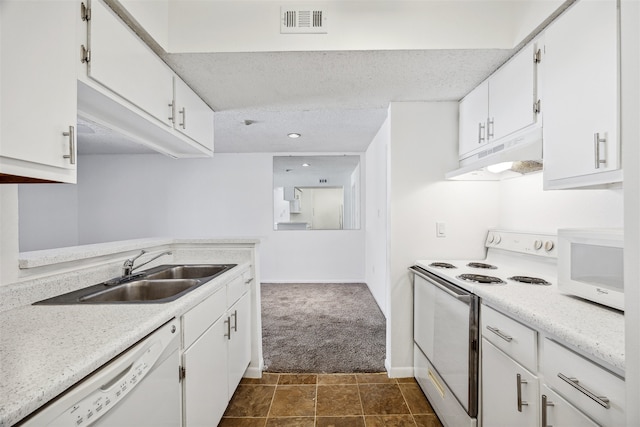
[457,274,505,284]
[508,276,551,286]
[429,262,457,269]
[467,262,497,269]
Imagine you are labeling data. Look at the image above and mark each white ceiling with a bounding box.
[78,48,513,155]
[164,49,513,153]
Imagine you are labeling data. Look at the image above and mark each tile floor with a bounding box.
[220,373,444,427]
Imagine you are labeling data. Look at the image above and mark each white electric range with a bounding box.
[411,229,558,427]
[416,229,558,293]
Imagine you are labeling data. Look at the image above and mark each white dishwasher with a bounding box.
[21,319,181,427]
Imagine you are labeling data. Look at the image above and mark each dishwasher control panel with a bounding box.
[20,320,179,426]
[57,341,162,426]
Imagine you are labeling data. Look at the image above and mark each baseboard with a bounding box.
[386,363,415,379]
[244,358,265,379]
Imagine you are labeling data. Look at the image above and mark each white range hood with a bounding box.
[446,126,543,180]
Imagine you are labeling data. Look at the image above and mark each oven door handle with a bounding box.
[410,266,472,303]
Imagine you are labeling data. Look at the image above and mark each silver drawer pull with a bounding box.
[541,394,554,427]
[486,325,513,342]
[224,317,231,340]
[557,373,610,409]
[516,373,528,412]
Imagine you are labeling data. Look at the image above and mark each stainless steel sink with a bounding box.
[78,279,201,303]
[144,265,232,280]
[34,264,236,305]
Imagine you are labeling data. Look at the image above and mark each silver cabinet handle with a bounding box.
[487,117,494,139]
[516,373,528,412]
[557,373,610,409]
[179,107,186,129]
[168,101,175,123]
[541,394,554,427]
[486,325,513,342]
[478,122,486,143]
[231,310,238,332]
[594,133,607,169]
[224,316,231,340]
[62,126,75,165]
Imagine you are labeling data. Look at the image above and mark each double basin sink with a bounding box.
[34,264,236,305]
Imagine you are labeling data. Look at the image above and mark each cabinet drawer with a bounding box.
[183,287,226,349]
[227,271,252,306]
[542,338,625,426]
[482,305,537,372]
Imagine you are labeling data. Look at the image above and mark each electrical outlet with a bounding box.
[436,222,446,238]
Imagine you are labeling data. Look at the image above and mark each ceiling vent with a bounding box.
[281,6,327,34]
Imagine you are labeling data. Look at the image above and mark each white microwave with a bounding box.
[558,228,624,311]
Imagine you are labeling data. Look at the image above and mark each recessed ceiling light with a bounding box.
[302,163,310,167]
[288,133,301,139]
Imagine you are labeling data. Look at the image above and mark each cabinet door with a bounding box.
[482,339,539,427]
[0,1,77,183]
[542,0,619,185]
[182,316,229,427]
[488,42,538,141]
[541,385,599,427]
[458,80,489,159]
[88,0,173,127]
[173,77,214,151]
[227,292,251,397]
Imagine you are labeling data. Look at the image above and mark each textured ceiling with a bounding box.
[165,49,513,153]
[78,48,514,155]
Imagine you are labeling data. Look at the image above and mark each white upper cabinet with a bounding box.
[459,80,489,159]
[87,0,174,128]
[78,0,214,158]
[542,0,620,189]
[488,42,539,142]
[173,77,215,151]
[0,1,78,183]
[458,39,541,162]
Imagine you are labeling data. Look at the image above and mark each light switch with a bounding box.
[436,222,446,238]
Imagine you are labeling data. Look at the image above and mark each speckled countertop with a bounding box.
[0,259,251,427]
[474,283,625,376]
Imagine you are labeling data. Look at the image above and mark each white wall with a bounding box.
[498,173,623,231]
[621,0,640,423]
[383,101,501,376]
[365,114,390,316]
[167,1,562,53]
[19,153,365,283]
[0,186,19,285]
[18,184,79,251]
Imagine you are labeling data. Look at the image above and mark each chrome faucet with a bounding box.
[122,250,172,277]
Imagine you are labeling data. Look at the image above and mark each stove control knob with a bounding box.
[494,234,502,244]
[487,234,495,244]
[544,240,555,252]
[534,240,543,250]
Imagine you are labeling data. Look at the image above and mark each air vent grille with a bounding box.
[281,6,327,34]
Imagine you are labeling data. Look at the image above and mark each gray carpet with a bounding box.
[261,283,386,373]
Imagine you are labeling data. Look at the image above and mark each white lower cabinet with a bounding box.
[482,339,539,427]
[541,384,599,427]
[481,304,625,427]
[181,271,252,426]
[182,313,229,427]
[227,292,251,398]
[541,338,625,426]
